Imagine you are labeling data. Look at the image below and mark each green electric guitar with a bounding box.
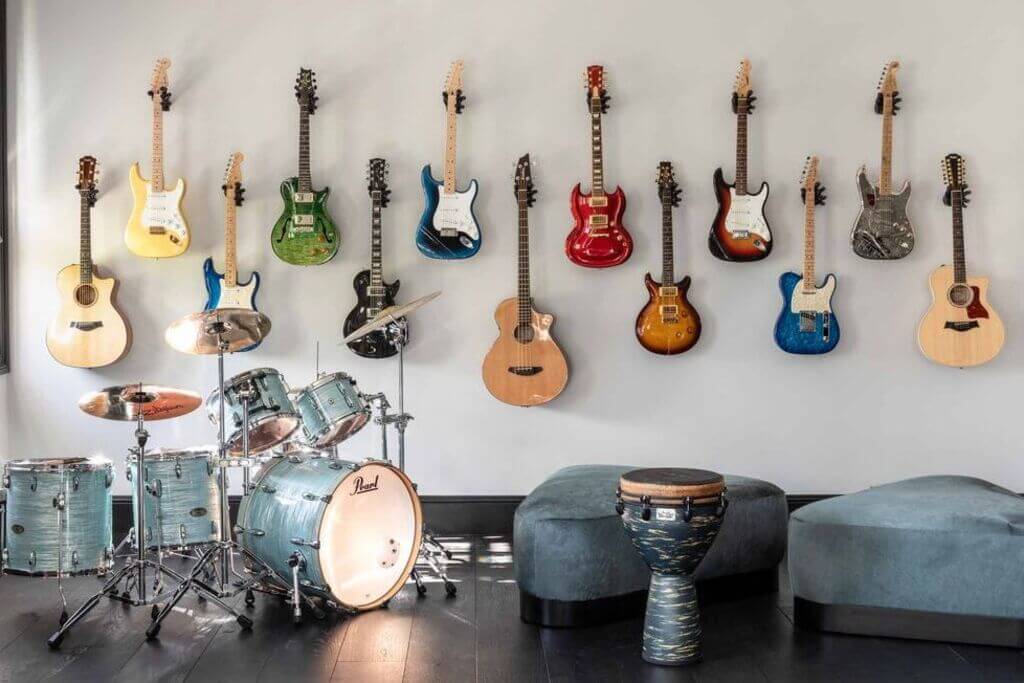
[271,68,339,265]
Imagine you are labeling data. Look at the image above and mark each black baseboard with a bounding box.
[794,596,1024,648]
[520,567,779,628]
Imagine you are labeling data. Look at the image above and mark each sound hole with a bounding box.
[74,284,98,307]
[514,323,535,343]
[948,284,973,308]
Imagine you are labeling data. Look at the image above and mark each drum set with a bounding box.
[1,294,453,649]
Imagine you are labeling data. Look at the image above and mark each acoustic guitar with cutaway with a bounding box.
[917,154,1004,367]
[483,155,568,407]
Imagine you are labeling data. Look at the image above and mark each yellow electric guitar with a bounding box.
[124,58,189,258]
[46,156,131,368]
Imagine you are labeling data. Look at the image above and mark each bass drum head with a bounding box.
[319,462,422,610]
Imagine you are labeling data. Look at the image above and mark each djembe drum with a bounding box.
[616,468,727,666]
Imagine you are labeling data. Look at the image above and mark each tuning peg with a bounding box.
[456,91,466,114]
[814,182,827,206]
[235,184,245,207]
[599,92,610,114]
[962,188,972,206]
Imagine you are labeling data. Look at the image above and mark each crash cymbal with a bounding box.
[342,291,441,344]
[165,308,271,355]
[79,384,202,421]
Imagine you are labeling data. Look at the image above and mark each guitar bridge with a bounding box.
[508,366,543,377]
[70,321,103,331]
[439,228,457,237]
[944,321,980,332]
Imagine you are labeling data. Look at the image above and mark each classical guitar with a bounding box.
[47,156,131,368]
[709,59,772,261]
[344,158,404,359]
[565,65,632,268]
[917,154,1004,367]
[851,61,914,259]
[125,58,189,258]
[416,60,481,259]
[774,157,840,355]
[635,162,701,355]
[271,68,340,266]
[483,155,568,406]
[203,153,260,342]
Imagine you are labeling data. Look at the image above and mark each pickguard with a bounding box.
[788,276,835,314]
[725,187,771,242]
[431,185,480,241]
[143,187,187,240]
[852,174,914,259]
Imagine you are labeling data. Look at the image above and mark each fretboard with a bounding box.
[879,96,894,195]
[735,105,748,195]
[802,193,815,290]
[661,201,674,284]
[590,101,604,197]
[224,190,238,287]
[370,191,384,302]
[298,104,312,192]
[442,97,458,194]
[151,95,165,192]
[517,189,531,326]
[79,195,93,284]
[951,191,967,284]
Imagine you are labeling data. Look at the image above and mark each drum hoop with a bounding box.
[3,564,112,579]
[310,410,370,449]
[127,448,215,464]
[229,367,283,384]
[305,372,357,393]
[6,457,112,473]
[226,412,301,450]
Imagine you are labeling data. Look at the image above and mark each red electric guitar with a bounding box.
[565,65,633,268]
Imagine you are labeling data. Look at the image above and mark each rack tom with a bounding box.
[127,448,221,549]
[291,372,370,449]
[206,368,301,455]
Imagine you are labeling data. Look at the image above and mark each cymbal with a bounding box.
[165,308,271,355]
[79,384,202,421]
[342,291,441,344]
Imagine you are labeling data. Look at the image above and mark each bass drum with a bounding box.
[238,457,422,611]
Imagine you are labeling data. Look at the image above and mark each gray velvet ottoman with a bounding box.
[790,475,1024,647]
[514,465,788,627]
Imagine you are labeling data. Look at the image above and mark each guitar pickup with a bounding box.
[293,192,315,203]
[148,226,167,235]
[70,321,103,331]
[587,196,608,208]
[659,305,679,322]
[945,321,980,332]
[439,228,457,237]
[293,214,314,228]
[798,311,816,333]
[508,366,543,377]
[588,215,609,228]
[658,287,678,297]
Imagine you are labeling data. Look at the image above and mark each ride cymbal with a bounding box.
[165,308,271,355]
[79,384,202,421]
[342,291,441,344]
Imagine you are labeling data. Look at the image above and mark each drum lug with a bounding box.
[302,492,331,504]
[147,479,163,498]
[105,471,113,488]
[72,475,80,492]
[126,467,132,482]
[683,497,693,523]
[175,460,182,479]
[288,456,303,464]
[71,550,79,567]
[641,495,652,521]
[327,461,346,470]
[145,527,153,543]
[290,537,320,550]
[53,491,66,511]
[1,548,8,566]
[259,484,277,494]
[234,526,265,538]
[30,476,37,493]
[614,487,625,516]
[207,460,215,476]
[179,524,187,542]
[28,551,36,567]
[2,475,9,489]
[715,493,728,518]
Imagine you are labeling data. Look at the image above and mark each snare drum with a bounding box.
[3,457,114,577]
[206,368,301,455]
[291,373,370,449]
[237,456,421,611]
[127,448,221,549]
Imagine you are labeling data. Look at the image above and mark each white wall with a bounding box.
[5,0,1024,496]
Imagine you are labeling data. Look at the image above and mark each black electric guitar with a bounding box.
[343,158,404,358]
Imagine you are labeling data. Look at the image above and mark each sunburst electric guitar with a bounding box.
[416,60,481,259]
[917,154,1004,367]
[47,156,131,368]
[636,162,701,355]
[709,59,772,261]
[483,155,568,406]
[125,58,189,258]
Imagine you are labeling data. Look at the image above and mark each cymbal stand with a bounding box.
[363,392,391,463]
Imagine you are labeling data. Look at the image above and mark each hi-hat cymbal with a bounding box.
[165,308,271,355]
[79,384,202,421]
[342,291,441,344]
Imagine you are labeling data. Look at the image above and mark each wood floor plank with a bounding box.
[255,609,349,682]
[335,587,415,664]
[332,660,405,682]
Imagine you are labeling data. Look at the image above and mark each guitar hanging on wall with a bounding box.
[917,154,1004,367]
[416,60,481,259]
[271,68,340,266]
[774,156,840,355]
[565,65,633,268]
[851,60,915,259]
[125,58,190,258]
[344,158,405,359]
[708,59,772,261]
[483,155,568,406]
[47,156,131,368]
[635,162,701,355]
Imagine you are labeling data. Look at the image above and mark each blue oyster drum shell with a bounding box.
[206,368,301,455]
[290,372,370,448]
[3,456,114,576]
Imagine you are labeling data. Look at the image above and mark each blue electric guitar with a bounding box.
[774,156,840,354]
[204,153,260,347]
[415,60,481,259]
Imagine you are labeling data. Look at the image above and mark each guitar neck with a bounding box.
[79,194,93,284]
[370,192,384,295]
[590,102,604,197]
[224,191,237,287]
[517,191,531,325]
[298,105,312,192]
[951,191,967,284]
[442,97,458,194]
[151,96,165,191]
[735,110,748,195]
[661,201,674,284]
[879,98,894,194]
[802,193,815,290]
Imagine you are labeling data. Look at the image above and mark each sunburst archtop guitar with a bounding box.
[917,154,1004,367]
[636,162,701,356]
[47,156,131,368]
[483,155,568,406]
[851,60,914,259]
[709,59,772,261]
[125,58,189,258]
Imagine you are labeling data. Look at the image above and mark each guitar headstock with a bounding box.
[295,68,319,115]
[799,156,826,205]
[731,58,756,114]
[942,153,971,207]
[441,60,466,114]
[583,65,610,113]
[874,60,901,115]
[513,154,537,206]
[367,158,391,207]
[76,155,99,207]
[656,161,681,208]
[148,58,172,111]
[221,152,245,206]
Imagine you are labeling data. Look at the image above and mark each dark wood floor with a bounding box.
[0,536,1021,682]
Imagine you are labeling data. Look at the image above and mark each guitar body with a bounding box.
[125,163,189,258]
[774,272,840,355]
[851,168,915,260]
[708,169,771,261]
[271,178,339,266]
[203,258,260,351]
[46,265,131,368]
[917,265,1004,367]
[415,165,481,259]
[635,274,701,355]
[565,184,632,268]
[482,298,568,406]
[343,270,402,359]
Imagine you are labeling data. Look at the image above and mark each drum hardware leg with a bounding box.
[245,588,255,607]
[47,559,132,649]
[288,552,305,624]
